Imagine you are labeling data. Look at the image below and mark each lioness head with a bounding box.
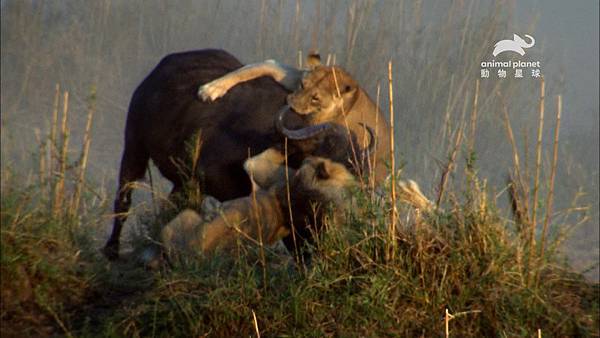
[287,66,360,124]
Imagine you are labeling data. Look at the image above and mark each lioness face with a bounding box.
[287,66,360,124]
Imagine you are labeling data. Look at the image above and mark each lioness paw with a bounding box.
[198,80,230,102]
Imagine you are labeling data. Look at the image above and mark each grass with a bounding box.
[1,183,92,337]
[1,161,598,336]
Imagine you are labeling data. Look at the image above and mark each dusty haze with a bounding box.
[1,0,598,279]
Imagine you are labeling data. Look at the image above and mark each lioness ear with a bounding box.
[307,51,321,70]
[243,148,286,190]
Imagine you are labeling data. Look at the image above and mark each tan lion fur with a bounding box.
[161,156,355,258]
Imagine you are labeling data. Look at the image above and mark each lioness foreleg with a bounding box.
[198,60,303,101]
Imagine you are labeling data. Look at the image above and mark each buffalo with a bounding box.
[104,49,389,260]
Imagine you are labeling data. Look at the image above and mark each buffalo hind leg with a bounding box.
[103,147,149,260]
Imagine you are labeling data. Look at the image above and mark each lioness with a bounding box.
[161,156,355,258]
[198,54,392,183]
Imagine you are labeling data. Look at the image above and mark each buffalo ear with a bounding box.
[315,161,330,180]
[307,51,321,70]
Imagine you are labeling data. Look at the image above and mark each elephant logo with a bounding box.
[492,34,535,57]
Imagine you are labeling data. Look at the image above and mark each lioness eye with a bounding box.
[311,94,319,102]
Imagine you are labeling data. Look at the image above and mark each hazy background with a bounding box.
[1,0,597,279]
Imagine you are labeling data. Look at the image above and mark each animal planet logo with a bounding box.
[493,34,535,56]
[480,33,542,79]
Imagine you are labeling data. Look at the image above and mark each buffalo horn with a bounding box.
[276,105,332,140]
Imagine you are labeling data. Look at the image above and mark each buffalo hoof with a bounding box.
[102,243,120,261]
